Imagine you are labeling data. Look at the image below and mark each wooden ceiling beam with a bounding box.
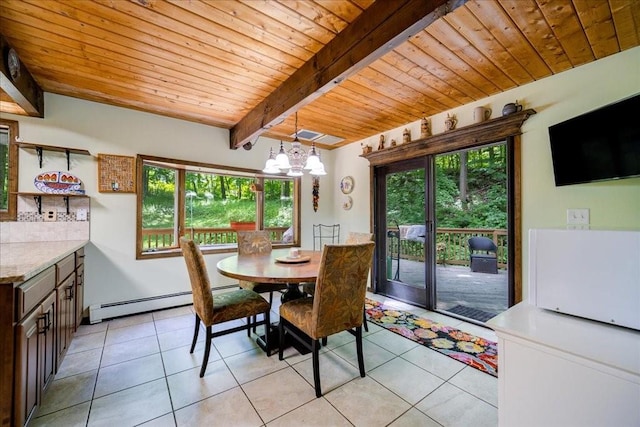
[230,0,468,149]
[0,35,43,117]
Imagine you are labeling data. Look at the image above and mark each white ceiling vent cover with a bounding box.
[314,134,344,145]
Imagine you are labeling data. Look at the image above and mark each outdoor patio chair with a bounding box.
[468,236,498,274]
[279,242,375,397]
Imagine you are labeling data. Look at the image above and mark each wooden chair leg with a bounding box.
[200,325,212,378]
[247,316,252,337]
[190,314,200,353]
[355,326,365,378]
[321,337,327,346]
[363,307,369,332]
[254,291,274,334]
[312,339,322,397]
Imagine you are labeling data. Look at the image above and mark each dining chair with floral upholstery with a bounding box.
[278,242,375,397]
[180,237,271,377]
[237,231,287,332]
[303,231,374,331]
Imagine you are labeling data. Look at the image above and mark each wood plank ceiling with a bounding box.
[1,0,638,150]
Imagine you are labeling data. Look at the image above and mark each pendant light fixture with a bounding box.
[263,112,326,176]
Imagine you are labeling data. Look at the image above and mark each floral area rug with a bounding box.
[364,298,498,377]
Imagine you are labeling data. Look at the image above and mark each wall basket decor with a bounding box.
[98,153,136,193]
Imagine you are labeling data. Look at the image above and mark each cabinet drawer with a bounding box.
[15,266,55,321]
[76,247,85,267]
[56,254,75,284]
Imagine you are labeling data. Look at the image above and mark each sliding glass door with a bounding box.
[373,141,514,323]
[374,158,432,307]
[433,144,510,322]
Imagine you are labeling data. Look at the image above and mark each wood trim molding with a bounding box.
[0,119,19,222]
[362,109,536,166]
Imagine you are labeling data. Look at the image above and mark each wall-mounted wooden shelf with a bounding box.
[12,192,89,215]
[361,109,537,166]
[18,142,91,170]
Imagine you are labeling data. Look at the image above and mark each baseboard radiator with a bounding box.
[88,286,236,324]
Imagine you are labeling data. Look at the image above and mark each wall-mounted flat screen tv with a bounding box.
[548,94,640,186]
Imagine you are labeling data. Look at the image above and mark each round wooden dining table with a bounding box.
[216,248,322,354]
[216,248,322,302]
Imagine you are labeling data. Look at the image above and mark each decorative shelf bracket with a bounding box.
[18,142,90,170]
[33,196,42,215]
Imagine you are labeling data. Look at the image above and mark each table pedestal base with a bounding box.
[281,283,306,302]
[257,323,311,356]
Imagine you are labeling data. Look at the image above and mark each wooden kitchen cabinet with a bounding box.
[2,244,86,427]
[75,248,85,328]
[55,268,75,368]
[40,292,56,392]
[14,286,56,427]
[14,305,41,427]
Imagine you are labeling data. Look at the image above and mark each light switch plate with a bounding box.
[76,208,87,221]
[567,208,589,225]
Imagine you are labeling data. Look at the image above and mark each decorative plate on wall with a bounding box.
[340,176,354,194]
[34,171,84,194]
[342,196,353,210]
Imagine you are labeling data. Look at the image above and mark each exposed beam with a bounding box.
[230,0,468,149]
[0,35,44,117]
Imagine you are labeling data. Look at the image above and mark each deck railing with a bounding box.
[388,227,508,269]
[141,227,289,250]
[142,226,505,267]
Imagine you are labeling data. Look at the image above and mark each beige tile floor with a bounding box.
[31,293,498,427]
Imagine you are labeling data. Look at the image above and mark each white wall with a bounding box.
[5,46,639,311]
[4,95,336,309]
[338,46,640,298]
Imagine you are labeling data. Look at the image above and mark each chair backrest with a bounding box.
[313,224,340,250]
[345,232,374,244]
[179,237,215,326]
[311,242,375,338]
[237,230,272,255]
[468,236,497,254]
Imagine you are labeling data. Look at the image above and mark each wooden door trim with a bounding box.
[365,111,535,307]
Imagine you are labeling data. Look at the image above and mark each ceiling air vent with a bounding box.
[314,134,344,145]
[292,129,344,145]
[295,129,323,140]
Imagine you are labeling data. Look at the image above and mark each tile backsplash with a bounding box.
[0,195,91,243]
[1,221,90,243]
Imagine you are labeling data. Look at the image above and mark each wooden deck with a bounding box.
[383,259,509,322]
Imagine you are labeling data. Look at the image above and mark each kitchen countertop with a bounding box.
[0,240,88,284]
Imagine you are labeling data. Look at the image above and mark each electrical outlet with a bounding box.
[44,210,57,222]
[567,208,589,225]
